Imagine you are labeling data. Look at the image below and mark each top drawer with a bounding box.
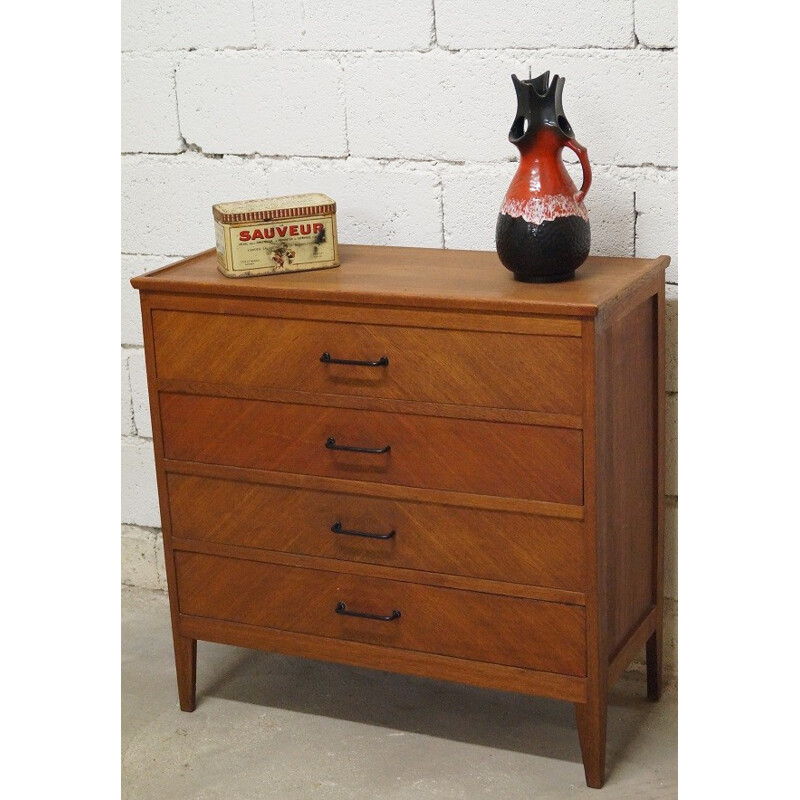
[151,310,582,414]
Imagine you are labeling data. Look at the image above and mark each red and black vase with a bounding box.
[496,72,592,282]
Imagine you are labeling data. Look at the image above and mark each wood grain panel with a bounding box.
[167,474,586,590]
[145,292,583,336]
[132,244,669,319]
[604,296,658,655]
[175,552,586,676]
[152,311,583,414]
[173,540,585,605]
[157,379,583,429]
[179,614,588,702]
[164,460,584,518]
[159,393,584,504]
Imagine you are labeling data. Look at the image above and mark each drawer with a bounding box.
[160,394,584,505]
[175,552,586,676]
[167,474,586,590]
[151,310,582,414]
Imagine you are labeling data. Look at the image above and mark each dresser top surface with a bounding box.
[131,244,668,318]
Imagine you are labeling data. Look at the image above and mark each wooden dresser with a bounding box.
[131,244,667,789]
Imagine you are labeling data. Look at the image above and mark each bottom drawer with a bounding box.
[175,552,586,677]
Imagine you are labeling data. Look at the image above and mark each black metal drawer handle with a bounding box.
[335,601,401,622]
[320,352,389,367]
[325,437,391,455]
[331,522,396,540]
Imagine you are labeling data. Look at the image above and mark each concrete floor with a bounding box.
[122,587,677,799]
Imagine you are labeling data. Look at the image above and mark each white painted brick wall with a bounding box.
[122,0,255,51]
[122,254,175,346]
[254,1,434,51]
[635,0,679,48]
[265,158,443,247]
[529,51,676,166]
[121,1,678,665]
[122,525,166,590]
[345,51,526,162]
[122,438,161,528]
[441,162,517,250]
[632,168,679,282]
[122,353,135,436]
[121,54,183,153]
[127,349,152,439]
[344,50,676,166]
[584,168,638,258]
[122,154,269,254]
[435,0,634,49]
[177,53,348,156]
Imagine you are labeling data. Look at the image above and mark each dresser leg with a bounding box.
[575,696,607,789]
[174,635,197,712]
[646,627,663,701]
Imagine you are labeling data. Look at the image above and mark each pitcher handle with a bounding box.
[564,139,592,204]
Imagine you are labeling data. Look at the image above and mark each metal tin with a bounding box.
[213,193,339,278]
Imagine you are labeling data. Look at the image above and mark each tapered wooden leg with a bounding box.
[646,626,662,701]
[174,635,197,712]
[575,696,607,789]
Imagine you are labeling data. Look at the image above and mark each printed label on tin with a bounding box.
[229,215,336,273]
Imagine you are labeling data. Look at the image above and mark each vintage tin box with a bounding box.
[213,193,339,278]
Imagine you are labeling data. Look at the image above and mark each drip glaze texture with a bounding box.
[496,71,592,282]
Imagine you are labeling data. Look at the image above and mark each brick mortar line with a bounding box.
[122,524,161,534]
[173,62,186,154]
[122,357,137,436]
[122,45,676,56]
[122,584,168,598]
[631,0,640,47]
[122,433,154,443]
[121,152,678,171]
[435,166,446,248]
[335,53,351,158]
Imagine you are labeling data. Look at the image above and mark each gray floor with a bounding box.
[122,587,677,799]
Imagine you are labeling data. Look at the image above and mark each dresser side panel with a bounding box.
[603,295,659,656]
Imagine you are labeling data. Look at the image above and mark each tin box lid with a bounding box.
[212,193,336,224]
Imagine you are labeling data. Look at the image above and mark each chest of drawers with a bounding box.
[132,243,667,789]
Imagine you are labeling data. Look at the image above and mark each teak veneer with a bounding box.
[132,243,668,789]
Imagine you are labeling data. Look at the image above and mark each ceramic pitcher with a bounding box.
[496,72,592,282]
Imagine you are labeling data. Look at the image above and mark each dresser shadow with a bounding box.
[197,644,652,770]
